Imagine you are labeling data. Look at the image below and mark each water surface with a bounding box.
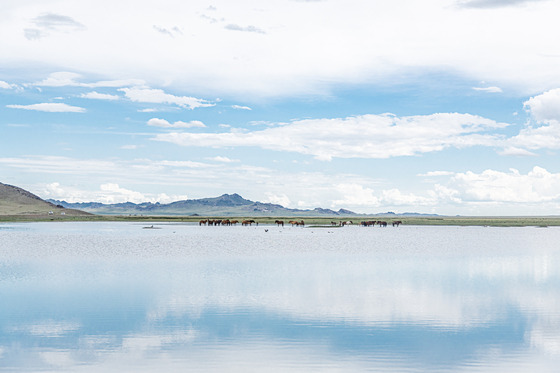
[1,222,559,372]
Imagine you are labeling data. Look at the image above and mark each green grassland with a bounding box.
[2,213,560,227]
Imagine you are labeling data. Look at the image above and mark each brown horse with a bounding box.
[242,219,256,226]
[275,220,284,227]
[392,220,402,227]
[230,220,239,225]
[376,221,388,227]
[199,219,208,226]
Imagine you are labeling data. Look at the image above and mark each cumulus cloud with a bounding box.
[24,13,85,40]
[6,103,86,113]
[503,89,560,152]
[153,113,508,160]
[80,91,120,100]
[120,88,214,109]
[44,182,188,204]
[523,88,560,123]
[147,118,206,128]
[450,166,560,203]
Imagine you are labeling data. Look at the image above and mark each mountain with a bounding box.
[0,182,90,216]
[48,193,360,217]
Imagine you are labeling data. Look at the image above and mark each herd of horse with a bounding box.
[199,219,403,227]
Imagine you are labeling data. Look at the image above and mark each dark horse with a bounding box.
[392,220,402,227]
[275,220,284,227]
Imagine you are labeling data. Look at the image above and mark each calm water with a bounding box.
[1,222,559,372]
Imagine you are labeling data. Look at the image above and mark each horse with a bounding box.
[392,220,402,227]
[360,221,375,227]
[199,219,208,226]
[222,219,231,226]
[242,219,256,226]
[230,220,239,225]
[275,220,284,227]
[376,221,388,227]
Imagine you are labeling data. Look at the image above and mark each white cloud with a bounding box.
[332,184,380,207]
[120,88,214,109]
[24,13,85,40]
[153,25,183,38]
[264,192,291,207]
[472,86,503,93]
[502,90,560,152]
[524,88,560,123]
[450,166,560,203]
[231,105,252,110]
[34,72,145,88]
[44,182,188,204]
[147,118,206,128]
[458,0,548,8]
[80,91,120,100]
[121,144,139,150]
[153,113,508,160]
[418,171,455,177]
[2,1,559,99]
[0,80,17,89]
[6,103,86,113]
[224,24,266,34]
[207,156,239,163]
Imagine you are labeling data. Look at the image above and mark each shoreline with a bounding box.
[1,214,560,227]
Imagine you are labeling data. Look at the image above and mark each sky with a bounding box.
[1,0,560,215]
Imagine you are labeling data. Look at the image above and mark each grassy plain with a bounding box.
[1,213,560,227]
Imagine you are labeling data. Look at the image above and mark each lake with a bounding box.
[1,222,559,372]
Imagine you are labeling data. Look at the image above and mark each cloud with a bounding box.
[153,113,509,160]
[224,24,266,34]
[472,86,503,93]
[231,105,252,110]
[0,80,17,89]
[457,0,548,8]
[120,88,214,109]
[80,91,120,100]
[207,156,239,163]
[44,182,188,204]
[502,89,560,152]
[523,88,560,123]
[35,72,145,88]
[147,118,206,128]
[418,171,455,177]
[450,167,560,203]
[6,103,86,113]
[24,13,85,40]
[153,25,183,37]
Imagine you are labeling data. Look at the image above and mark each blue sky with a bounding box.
[2,0,560,215]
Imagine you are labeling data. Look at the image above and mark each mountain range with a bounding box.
[1,181,437,217]
[48,193,360,217]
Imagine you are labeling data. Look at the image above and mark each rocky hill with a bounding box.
[0,182,89,216]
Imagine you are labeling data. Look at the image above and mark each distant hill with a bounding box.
[48,193,361,217]
[0,182,90,216]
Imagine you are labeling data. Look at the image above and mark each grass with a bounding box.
[1,213,560,227]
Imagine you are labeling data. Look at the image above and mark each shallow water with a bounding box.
[1,222,559,372]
